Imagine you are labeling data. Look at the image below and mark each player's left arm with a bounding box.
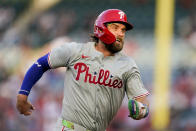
[125,67,150,120]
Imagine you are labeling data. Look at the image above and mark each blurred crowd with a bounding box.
[0,0,196,131]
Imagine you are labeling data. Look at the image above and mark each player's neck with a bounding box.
[95,42,114,57]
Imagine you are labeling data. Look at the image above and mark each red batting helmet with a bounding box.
[94,9,133,44]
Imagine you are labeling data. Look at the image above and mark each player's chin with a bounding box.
[113,41,123,51]
[105,41,124,53]
[109,45,123,54]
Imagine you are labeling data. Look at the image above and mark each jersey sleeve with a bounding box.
[125,68,149,100]
[123,58,150,100]
[48,42,79,68]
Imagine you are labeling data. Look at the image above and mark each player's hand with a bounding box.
[16,94,35,116]
[128,99,149,120]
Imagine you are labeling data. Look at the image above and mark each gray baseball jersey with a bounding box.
[48,42,149,131]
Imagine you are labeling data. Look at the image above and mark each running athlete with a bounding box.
[16,9,150,131]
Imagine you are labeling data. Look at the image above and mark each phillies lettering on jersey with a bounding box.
[74,62,123,88]
[49,42,149,131]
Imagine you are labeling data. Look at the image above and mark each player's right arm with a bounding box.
[17,53,51,115]
[16,42,80,116]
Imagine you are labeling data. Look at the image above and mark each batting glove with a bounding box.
[128,99,149,120]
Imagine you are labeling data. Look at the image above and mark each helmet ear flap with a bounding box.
[94,26,104,37]
[94,25,116,44]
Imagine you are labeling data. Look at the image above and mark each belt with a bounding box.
[62,119,74,129]
[62,119,90,131]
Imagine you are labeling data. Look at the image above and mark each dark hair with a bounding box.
[90,34,99,43]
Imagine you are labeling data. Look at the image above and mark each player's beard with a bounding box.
[104,37,124,54]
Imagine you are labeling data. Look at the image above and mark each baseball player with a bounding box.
[16,9,150,131]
